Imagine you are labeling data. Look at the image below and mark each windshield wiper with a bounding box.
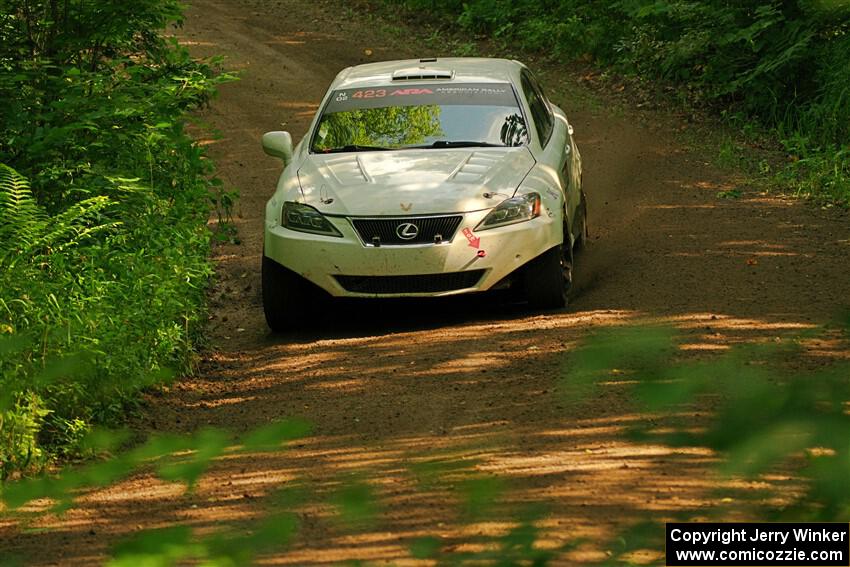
[413,140,506,149]
[320,144,392,153]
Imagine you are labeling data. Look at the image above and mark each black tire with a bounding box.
[573,190,588,253]
[262,254,321,332]
[523,242,572,309]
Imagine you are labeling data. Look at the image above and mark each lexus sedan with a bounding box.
[261,57,586,331]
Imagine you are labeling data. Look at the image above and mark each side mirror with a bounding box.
[262,131,293,165]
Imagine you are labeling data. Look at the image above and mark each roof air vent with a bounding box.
[391,68,454,81]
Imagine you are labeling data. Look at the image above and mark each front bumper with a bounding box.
[264,210,560,298]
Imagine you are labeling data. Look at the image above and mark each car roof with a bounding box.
[333,57,526,89]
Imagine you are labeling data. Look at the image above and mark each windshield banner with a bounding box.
[325,83,519,112]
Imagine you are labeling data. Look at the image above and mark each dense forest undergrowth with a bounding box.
[378,0,850,206]
[0,0,232,478]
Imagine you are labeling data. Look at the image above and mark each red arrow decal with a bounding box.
[462,228,480,249]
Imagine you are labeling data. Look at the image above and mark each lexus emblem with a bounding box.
[396,222,419,240]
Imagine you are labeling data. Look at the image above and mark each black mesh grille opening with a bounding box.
[336,270,485,294]
[351,216,463,245]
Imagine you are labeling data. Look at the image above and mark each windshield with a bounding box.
[310,83,528,153]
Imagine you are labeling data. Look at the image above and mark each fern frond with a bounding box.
[36,196,117,253]
[0,166,118,264]
[0,164,48,252]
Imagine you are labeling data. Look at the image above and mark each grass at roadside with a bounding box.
[0,1,234,478]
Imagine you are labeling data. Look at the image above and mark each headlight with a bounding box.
[475,193,541,230]
[281,202,342,237]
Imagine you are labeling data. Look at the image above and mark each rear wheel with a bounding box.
[523,241,572,309]
[262,254,323,332]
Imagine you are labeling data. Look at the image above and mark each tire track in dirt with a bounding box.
[2,0,848,564]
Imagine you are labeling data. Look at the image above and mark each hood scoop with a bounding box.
[391,68,454,81]
[325,155,369,184]
[450,152,502,184]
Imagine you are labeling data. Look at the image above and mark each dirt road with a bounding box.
[2,0,849,564]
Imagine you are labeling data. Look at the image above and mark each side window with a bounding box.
[520,72,554,146]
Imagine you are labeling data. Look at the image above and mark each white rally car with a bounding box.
[261,58,585,331]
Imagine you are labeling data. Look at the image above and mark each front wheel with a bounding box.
[573,190,588,253]
[262,254,321,332]
[523,244,572,309]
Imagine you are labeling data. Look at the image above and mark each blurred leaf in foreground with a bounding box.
[108,526,198,567]
[156,428,230,490]
[333,477,379,528]
[239,418,311,452]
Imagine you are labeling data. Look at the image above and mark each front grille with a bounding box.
[351,215,463,246]
[336,270,485,294]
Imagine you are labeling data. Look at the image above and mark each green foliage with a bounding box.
[332,477,380,527]
[0,0,233,477]
[0,164,117,263]
[0,393,50,479]
[382,0,850,205]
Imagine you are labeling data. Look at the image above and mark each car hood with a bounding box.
[295,147,535,216]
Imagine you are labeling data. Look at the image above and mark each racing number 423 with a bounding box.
[351,88,435,99]
[352,89,386,99]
